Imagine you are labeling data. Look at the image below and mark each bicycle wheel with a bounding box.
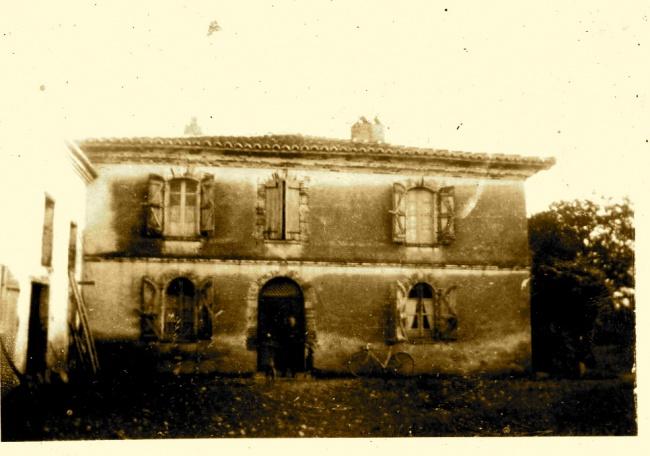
[387,352,415,377]
[348,351,380,377]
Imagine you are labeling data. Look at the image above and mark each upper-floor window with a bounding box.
[168,179,198,237]
[258,173,308,242]
[145,174,215,239]
[41,197,55,267]
[406,189,435,245]
[391,183,455,246]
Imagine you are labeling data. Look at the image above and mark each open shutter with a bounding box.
[390,183,407,243]
[264,178,283,240]
[437,286,458,340]
[141,277,161,340]
[146,174,165,236]
[200,175,215,235]
[386,283,408,344]
[438,186,455,244]
[285,178,301,241]
[196,278,214,340]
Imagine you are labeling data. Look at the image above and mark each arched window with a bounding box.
[405,188,435,245]
[406,283,435,339]
[164,277,196,341]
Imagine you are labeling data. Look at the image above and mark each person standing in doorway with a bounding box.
[284,315,305,377]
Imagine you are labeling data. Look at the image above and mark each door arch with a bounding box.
[257,277,306,375]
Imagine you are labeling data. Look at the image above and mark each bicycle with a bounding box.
[347,343,415,377]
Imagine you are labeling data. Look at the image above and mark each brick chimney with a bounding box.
[351,116,385,143]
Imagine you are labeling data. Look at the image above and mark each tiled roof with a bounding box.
[79,134,555,168]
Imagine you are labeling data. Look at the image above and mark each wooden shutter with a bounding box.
[141,277,161,340]
[437,286,458,340]
[146,174,165,236]
[196,278,214,340]
[200,175,215,235]
[41,197,55,267]
[390,183,407,243]
[386,283,408,344]
[285,178,301,241]
[438,186,455,244]
[264,178,283,240]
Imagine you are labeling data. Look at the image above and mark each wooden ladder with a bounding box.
[69,270,100,375]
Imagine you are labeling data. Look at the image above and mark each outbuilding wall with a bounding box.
[1,144,93,395]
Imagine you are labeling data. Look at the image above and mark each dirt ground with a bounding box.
[1,373,636,440]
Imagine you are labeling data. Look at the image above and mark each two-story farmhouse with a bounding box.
[78,120,554,376]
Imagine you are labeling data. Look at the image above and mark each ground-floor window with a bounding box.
[397,282,458,343]
[141,276,213,342]
[405,283,434,339]
[164,278,196,341]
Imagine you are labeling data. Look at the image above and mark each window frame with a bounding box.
[390,181,456,247]
[393,279,459,344]
[145,173,215,240]
[405,187,436,246]
[258,172,307,243]
[405,283,435,339]
[162,277,197,342]
[141,275,214,343]
[164,177,201,239]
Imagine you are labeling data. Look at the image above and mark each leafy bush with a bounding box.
[528,198,634,375]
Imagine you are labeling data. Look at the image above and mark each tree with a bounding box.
[528,198,635,375]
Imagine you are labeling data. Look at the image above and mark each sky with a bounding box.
[0,0,648,214]
[0,2,649,450]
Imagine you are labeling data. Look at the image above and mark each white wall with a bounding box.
[0,139,91,377]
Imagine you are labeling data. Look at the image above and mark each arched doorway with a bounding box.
[257,277,306,375]
[164,277,196,341]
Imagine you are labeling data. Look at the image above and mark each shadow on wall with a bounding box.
[110,178,162,256]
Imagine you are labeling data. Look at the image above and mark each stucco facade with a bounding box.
[79,132,553,375]
[0,142,96,396]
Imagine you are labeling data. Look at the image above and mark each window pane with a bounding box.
[185,181,198,193]
[405,293,434,337]
[185,194,197,207]
[406,188,434,244]
[409,283,433,299]
[185,207,195,223]
[165,278,196,340]
[170,180,181,192]
[170,193,181,206]
[170,206,180,222]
